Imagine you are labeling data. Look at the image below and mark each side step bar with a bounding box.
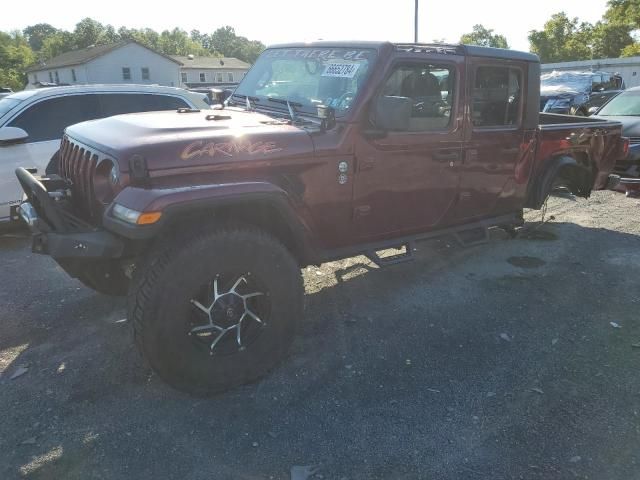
[454,226,490,247]
[365,242,415,267]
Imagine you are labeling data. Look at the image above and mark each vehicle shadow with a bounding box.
[2,221,640,480]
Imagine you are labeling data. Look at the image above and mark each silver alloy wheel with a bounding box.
[189,275,267,355]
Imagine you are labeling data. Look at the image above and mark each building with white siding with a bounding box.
[542,56,640,89]
[25,41,182,89]
[172,56,251,89]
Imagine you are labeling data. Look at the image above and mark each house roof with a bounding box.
[26,41,182,73]
[171,56,251,70]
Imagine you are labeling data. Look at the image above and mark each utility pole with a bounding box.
[414,0,419,43]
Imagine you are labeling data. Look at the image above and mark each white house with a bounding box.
[542,56,640,89]
[172,56,251,88]
[25,41,182,89]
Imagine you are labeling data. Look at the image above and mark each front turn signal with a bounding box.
[137,211,162,225]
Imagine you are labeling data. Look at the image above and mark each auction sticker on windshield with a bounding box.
[322,62,360,78]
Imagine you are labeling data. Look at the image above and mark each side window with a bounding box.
[99,94,189,117]
[591,74,603,91]
[472,66,521,128]
[99,94,158,117]
[379,63,455,132]
[154,95,189,110]
[8,95,100,142]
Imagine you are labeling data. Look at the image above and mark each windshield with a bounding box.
[541,72,591,93]
[0,97,22,119]
[233,47,377,117]
[597,91,640,116]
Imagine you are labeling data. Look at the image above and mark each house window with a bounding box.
[227,72,234,82]
[54,71,59,83]
[216,72,223,83]
[141,67,150,80]
[122,67,131,81]
[48,72,53,83]
[199,72,206,82]
[71,69,77,82]
[33,73,38,83]
[181,72,187,83]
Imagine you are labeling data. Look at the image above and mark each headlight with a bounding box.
[111,203,162,225]
[94,159,118,203]
[112,204,141,224]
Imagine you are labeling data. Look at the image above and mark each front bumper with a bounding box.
[15,167,124,259]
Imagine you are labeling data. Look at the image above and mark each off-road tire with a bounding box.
[76,261,129,296]
[128,225,303,396]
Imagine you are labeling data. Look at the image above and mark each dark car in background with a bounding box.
[593,86,640,195]
[541,70,624,116]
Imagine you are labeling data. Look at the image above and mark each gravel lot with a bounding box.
[1,191,640,480]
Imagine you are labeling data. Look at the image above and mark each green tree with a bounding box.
[0,31,35,90]
[22,23,58,51]
[157,28,208,56]
[528,12,592,62]
[73,17,106,48]
[460,24,509,49]
[621,42,640,56]
[605,0,640,28]
[40,30,76,59]
[590,21,633,58]
[210,26,265,62]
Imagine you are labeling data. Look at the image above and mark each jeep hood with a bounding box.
[65,109,314,172]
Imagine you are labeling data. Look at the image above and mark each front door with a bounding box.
[353,60,463,240]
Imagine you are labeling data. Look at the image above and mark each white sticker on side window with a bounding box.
[321,62,361,78]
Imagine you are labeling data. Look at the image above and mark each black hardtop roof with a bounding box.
[267,41,539,63]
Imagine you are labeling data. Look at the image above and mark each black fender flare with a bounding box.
[525,155,591,209]
[103,182,317,263]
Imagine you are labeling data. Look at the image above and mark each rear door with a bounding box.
[353,55,464,239]
[453,61,527,220]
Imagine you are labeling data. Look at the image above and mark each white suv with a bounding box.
[0,84,209,224]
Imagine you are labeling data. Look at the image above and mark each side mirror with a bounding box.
[588,106,599,116]
[0,126,28,145]
[373,96,412,131]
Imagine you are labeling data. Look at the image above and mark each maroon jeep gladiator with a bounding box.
[16,42,626,395]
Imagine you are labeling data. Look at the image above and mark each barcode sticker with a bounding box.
[321,63,360,78]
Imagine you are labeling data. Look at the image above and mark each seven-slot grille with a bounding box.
[59,136,100,220]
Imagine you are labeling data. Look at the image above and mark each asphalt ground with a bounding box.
[1,191,639,479]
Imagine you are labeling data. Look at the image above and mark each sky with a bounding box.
[2,0,610,52]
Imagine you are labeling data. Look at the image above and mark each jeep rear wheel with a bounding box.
[128,226,303,396]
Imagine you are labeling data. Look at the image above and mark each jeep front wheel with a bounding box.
[128,226,303,396]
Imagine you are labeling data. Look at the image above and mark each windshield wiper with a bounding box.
[267,97,304,122]
[229,94,260,111]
